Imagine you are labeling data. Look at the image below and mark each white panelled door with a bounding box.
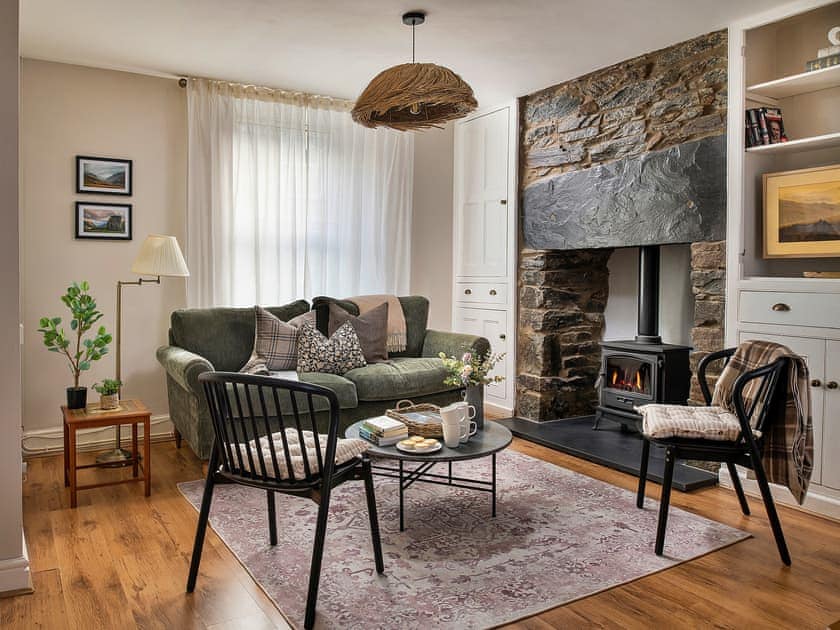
[824,340,840,490]
[454,307,509,402]
[456,108,509,278]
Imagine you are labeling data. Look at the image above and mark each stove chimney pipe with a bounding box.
[636,245,662,344]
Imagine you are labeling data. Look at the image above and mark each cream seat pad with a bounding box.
[636,404,761,442]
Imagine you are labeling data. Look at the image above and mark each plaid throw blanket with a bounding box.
[711,340,813,504]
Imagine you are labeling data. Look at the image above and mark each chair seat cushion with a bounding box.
[343,357,455,401]
[637,404,761,442]
[237,429,369,480]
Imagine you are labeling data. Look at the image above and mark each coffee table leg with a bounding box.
[448,461,452,484]
[491,453,497,517]
[399,460,405,532]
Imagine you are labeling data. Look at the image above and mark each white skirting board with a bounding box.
[719,466,840,522]
[22,415,173,456]
[0,534,31,595]
[485,400,514,418]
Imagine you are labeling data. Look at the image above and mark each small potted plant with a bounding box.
[93,379,122,410]
[439,350,505,429]
[37,281,112,409]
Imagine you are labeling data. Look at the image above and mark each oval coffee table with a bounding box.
[345,420,513,531]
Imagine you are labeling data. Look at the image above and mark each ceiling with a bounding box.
[21,0,786,105]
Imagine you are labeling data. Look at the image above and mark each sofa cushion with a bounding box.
[312,295,429,358]
[170,300,310,372]
[343,357,454,402]
[240,306,300,374]
[297,322,367,375]
[231,372,358,418]
[328,302,389,363]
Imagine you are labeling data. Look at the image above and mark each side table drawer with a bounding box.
[455,282,508,305]
[739,291,840,329]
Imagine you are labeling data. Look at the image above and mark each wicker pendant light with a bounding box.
[352,12,477,131]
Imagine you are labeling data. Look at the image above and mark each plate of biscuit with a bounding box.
[395,435,442,454]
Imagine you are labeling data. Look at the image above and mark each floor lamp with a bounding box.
[97,234,190,464]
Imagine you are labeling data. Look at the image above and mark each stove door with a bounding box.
[601,353,656,411]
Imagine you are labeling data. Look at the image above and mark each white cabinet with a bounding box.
[824,341,840,491]
[452,103,517,413]
[454,307,509,401]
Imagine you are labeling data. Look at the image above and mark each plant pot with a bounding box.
[100,393,119,410]
[464,384,485,430]
[66,387,87,410]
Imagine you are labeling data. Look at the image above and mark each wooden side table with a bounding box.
[62,399,151,508]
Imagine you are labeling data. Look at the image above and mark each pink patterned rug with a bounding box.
[178,450,748,629]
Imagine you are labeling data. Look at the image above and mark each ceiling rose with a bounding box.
[352,11,478,131]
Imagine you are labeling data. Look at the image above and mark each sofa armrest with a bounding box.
[421,330,491,359]
[156,345,214,392]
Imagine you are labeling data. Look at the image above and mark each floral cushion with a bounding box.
[296,321,367,375]
[636,404,760,442]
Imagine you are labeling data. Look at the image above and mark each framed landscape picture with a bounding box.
[764,164,840,258]
[75,202,132,240]
[76,155,132,195]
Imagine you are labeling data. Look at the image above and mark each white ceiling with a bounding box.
[21,0,786,105]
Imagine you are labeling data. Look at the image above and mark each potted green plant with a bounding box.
[93,378,122,410]
[37,281,112,409]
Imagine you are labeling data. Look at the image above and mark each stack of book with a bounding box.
[745,107,788,148]
[806,43,840,72]
[359,416,408,446]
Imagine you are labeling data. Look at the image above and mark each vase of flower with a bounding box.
[464,384,485,429]
[439,349,506,431]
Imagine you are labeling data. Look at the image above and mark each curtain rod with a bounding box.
[176,76,354,107]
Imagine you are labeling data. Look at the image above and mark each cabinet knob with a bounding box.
[771,303,790,312]
[489,289,497,296]
[500,199,507,205]
[499,333,506,340]
[464,289,472,295]
[828,381,839,390]
[811,379,822,388]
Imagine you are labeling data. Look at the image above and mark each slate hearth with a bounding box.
[497,416,717,492]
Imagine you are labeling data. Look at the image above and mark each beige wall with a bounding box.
[21,60,187,438]
[411,124,454,331]
[0,0,27,592]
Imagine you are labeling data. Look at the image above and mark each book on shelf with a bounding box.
[358,426,406,446]
[761,107,788,144]
[745,108,788,148]
[818,45,840,58]
[806,53,840,72]
[745,109,761,147]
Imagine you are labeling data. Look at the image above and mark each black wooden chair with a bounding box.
[636,347,792,565]
[186,372,384,629]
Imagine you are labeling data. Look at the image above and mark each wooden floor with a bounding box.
[3,435,840,629]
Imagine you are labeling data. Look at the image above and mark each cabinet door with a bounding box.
[823,340,840,490]
[456,108,509,278]
[738,331,826,486]
[454,307,509,401]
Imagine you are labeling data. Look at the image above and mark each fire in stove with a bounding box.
[606,359,651,395]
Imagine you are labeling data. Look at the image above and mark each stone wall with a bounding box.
[516,30,728,421]
[690,241,726,404]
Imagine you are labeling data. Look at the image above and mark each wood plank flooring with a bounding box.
[3,434,840,629]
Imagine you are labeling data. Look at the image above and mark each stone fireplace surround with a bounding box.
[515,29,728,422]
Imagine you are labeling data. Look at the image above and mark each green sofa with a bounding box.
[156,296,489,459]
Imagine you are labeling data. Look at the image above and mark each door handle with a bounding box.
[828,381,839,390]
[811,379,822,388]
[771,303,790,312]
[499,333,506,340]
[464,289,472,295]
[489,289,497,296]
[500,199,507,205]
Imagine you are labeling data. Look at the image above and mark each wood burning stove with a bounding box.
[595,245,691,429]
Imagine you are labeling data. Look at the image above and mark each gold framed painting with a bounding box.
[764,164,840,258]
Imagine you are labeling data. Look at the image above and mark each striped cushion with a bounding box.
[235,429,369,480]
[637,404,760,442]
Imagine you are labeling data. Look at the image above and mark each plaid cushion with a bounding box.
[297,321,366,375]
[637,404,759,442]
[240,306,300,374]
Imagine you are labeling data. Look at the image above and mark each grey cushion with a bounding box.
[343,357,455,402]
[170,300,310,372]
[328,302,389,363]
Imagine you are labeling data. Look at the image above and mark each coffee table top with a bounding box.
[345,419,512,462]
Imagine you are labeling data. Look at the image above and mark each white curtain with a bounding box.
[186,79,414,307]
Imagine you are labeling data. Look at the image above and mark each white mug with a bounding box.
[453,402,477,443]
[440,403,473,447]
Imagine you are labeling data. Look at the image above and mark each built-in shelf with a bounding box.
[745,131,840,154]
[746,64,840,100]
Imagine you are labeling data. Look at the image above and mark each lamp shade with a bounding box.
[130,234,190,277]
